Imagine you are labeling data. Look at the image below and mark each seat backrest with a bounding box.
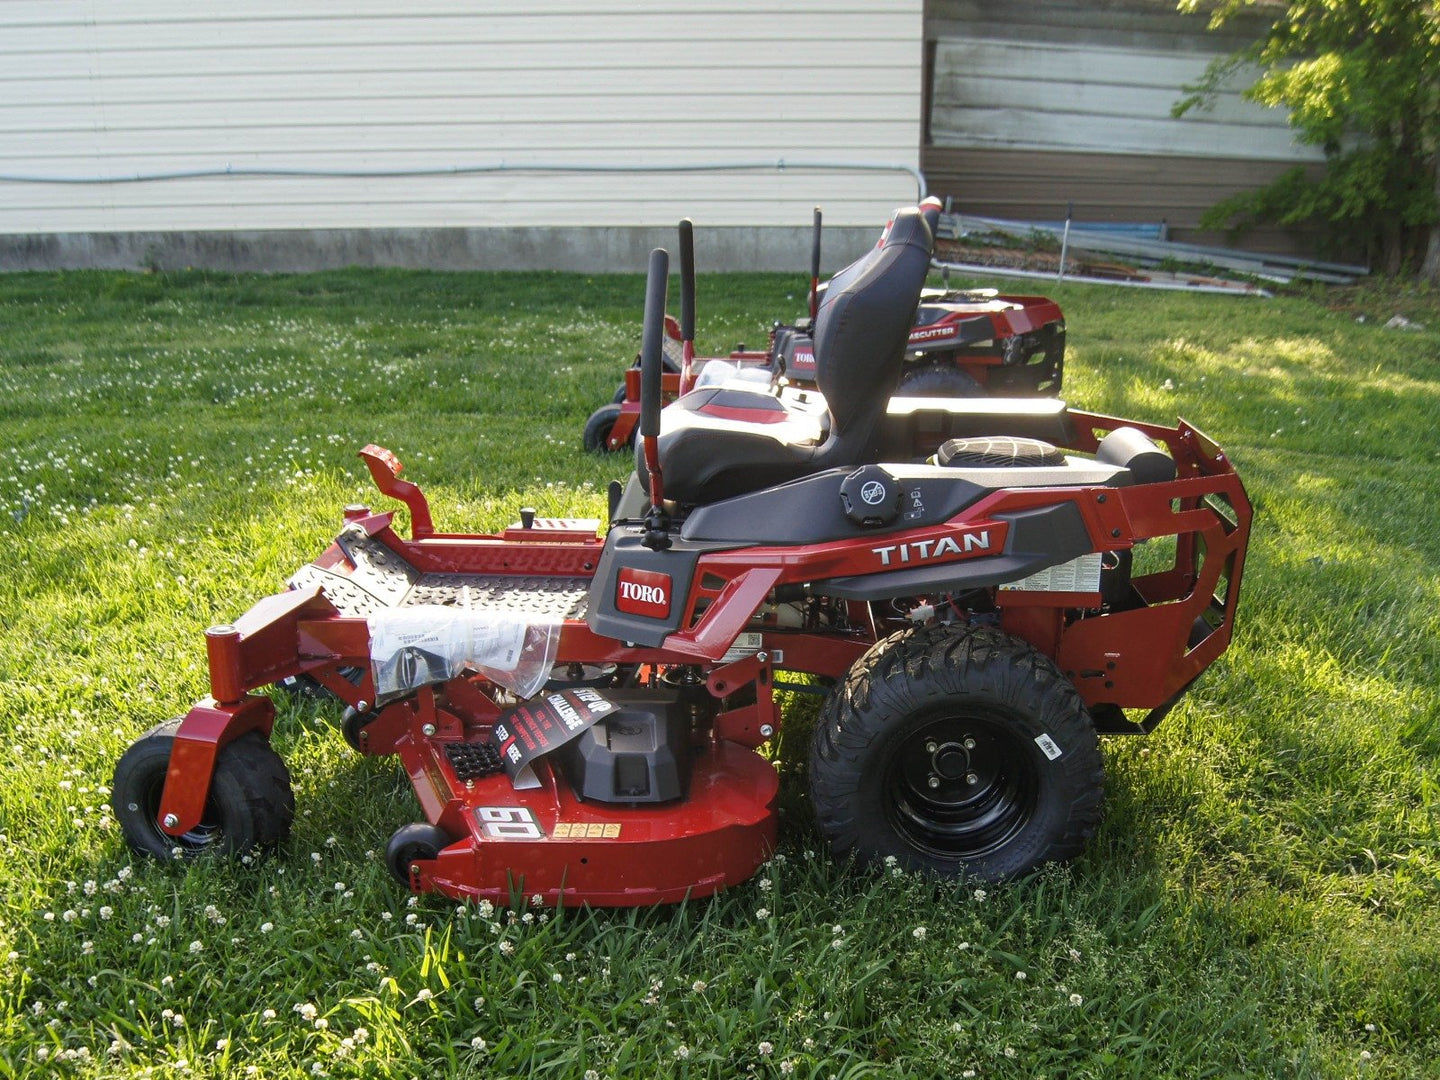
[811,204,936,460]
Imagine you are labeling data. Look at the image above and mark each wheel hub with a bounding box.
[887,713,1038,862]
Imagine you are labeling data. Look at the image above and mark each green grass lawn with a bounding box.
[1,268,1437,1079]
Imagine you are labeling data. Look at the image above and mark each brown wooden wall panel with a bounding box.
[922,145,1325,255]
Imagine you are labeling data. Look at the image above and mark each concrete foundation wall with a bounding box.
[0,226,881,275]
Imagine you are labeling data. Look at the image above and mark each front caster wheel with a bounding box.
[341,705,378,752]
[385,822,454,885]
[583,402,627,453]
[810,625,1104,883]
[111,719,295,861]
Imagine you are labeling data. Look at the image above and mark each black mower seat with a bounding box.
[650,202,938,506]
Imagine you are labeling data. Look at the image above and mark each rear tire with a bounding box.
[810,625,1103,882]
[112,720,294,861]
[583,403,627,453]
[898,363,985,398]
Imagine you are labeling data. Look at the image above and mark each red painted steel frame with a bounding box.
[155,414,1249,904]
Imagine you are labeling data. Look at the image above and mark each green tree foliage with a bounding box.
[1175,0,1440,277]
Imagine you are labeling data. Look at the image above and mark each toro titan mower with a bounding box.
[582,208,1066,452]
[112,199,1250,907]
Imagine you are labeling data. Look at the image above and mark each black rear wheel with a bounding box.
[810,625,1103,881]
[898,362,985,398]
[112,719,294,861]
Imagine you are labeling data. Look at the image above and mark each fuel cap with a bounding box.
[840,465,901,527]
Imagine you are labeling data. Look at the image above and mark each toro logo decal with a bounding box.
[616,567,671,618]
[871,523,1006,568]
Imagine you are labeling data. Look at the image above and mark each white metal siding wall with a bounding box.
[0,1,923,235]
[931,39,1321,162]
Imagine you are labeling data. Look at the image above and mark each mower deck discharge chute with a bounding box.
[114,201,1251,907]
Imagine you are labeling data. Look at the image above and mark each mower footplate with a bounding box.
[406,736,779,907]
[288,527,590,620]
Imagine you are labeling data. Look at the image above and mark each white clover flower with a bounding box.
[477,899,495,918]
[1069,993,1083,1006]
[674,1045,690,1060]
[261,922,274,933]
[912,926,927,941]
[883,855,898,868]
[584,1071,599,1080]
[552,972,563,983]
[314,1018,328,1030]
[405,913,418,925]
[758,1040,774,1056]
[171,1013,185,1028]
[758,877,772,892]
[188,940,203,954]
[755,907,770,919]
[215,1039,229,1051]
[1004,1046,1016,1058]
[297,1003,318,1021]
[1361,1050,1373,1062]
[1015,970,1027,981]
[498,941,515,956]
[1068,948,1081,961]
[691,980,707,992]
[972,888,987,902]
[779,1061,795,1075]
[99,906,113,920]
[472,997,485,1010]
[416,988,434,1002]
[353,1027,369,1044]
[263,1009,277,1020]
[350,929,363,940]
[471,1036,487,1051]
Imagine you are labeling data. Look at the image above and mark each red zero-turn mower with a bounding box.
[113,201,1250,907]
[583,209,1066,452]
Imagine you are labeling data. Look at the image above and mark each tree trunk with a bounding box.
[1422,157,1440,282]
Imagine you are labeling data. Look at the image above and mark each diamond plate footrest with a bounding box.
[288,526,590,620]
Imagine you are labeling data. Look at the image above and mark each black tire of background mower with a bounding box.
[809,624,1104,882]
[897,362,986,398]
[611,383,628,405]
[583,403,627,453]
[385,822,453,885]
[111,719,295,861]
